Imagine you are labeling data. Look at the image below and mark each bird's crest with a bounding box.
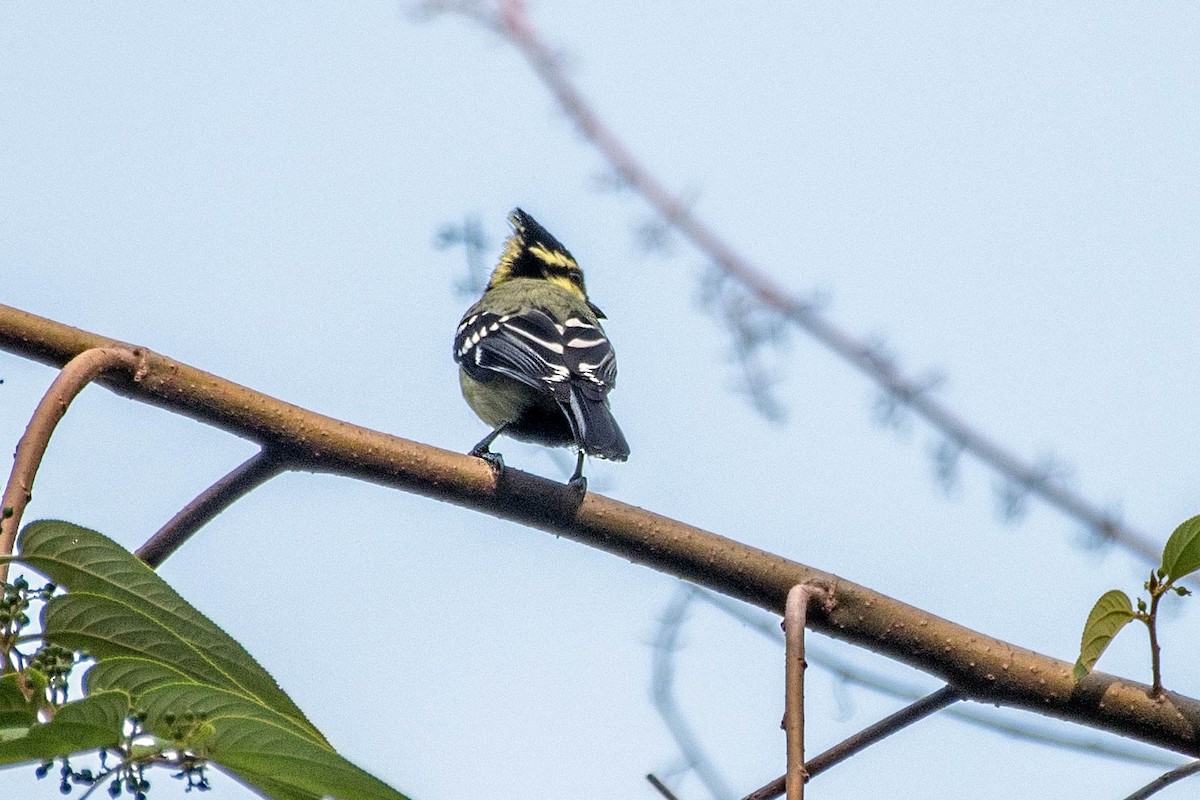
[488,209,587,299]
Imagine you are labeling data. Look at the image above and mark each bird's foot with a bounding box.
[568,450,587,493]
[469,447,506,475]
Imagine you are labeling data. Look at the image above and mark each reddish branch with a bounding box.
[2,302,1199,757]
[784,585,814,799]
[0,346,143,583]
[443,0,1161,564]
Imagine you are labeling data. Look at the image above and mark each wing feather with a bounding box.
[455,306,627,459]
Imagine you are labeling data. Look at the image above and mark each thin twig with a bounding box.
[1123,760,1200,800]
[784,585,810,800]
[806,685,962,779]
[646,773,683,800]
[741,686,963,800]
[1146,584,1165,699]
[453,0,1162,564]
[0,346,141,582]
[135,449,288,568]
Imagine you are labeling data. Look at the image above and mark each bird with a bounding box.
[453,208,629,489]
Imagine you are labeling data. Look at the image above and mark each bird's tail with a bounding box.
[564,387,630,462]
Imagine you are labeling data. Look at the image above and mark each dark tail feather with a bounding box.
[565,387,630,461]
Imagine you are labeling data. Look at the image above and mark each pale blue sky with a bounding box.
[3,3,1200,798]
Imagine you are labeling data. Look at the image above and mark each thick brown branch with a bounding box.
[1,345,142,583]
[1,301,1198,756]
[691,586,1179,767]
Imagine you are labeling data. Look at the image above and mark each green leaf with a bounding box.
[86,656,205,697]
[86,658,322,746]
[17,520,323,744]
[0,690,128,765]
[12,522,412,800]
[1073,590,1136,681]
[1161,515,1200,581]
[0,672,46,729]
[136,683,411,800]
[44,593,321,745]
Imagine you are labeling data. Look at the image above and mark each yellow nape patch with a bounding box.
[547,274,586,299]
[528,244,578,270]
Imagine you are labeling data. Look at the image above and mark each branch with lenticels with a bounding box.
[1,301,1198,759]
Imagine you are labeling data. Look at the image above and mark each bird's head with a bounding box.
[488,209,597,310]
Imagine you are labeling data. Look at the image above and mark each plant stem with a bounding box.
[1147,588,1165,698]
[784,585,811,799]
[0,347,141,582]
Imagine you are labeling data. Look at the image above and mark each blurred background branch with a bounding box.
[426,0,1163,567]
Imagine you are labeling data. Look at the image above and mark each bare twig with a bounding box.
[135,449,288,568]
[646,773,683,800]
[438,0,1163,565]
[784,585,810,800]
[1123,760,1200,800]
[2,303,1199,756]
[0,346,142,582]
[806,685,962,780]
[741,686,963,800]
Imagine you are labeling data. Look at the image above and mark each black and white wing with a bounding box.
[454,308,629,460]
[557,315,628,460]
[560,317,617,395]
[455,308,574,395]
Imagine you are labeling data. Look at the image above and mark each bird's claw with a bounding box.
[470,449,506,474]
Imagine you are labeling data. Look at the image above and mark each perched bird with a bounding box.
[453,208,629,487]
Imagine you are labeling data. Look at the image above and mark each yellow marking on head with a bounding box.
[528,244,578,270]
[487,229,525,288]
[486,209,587,293]
[546,273,587,300]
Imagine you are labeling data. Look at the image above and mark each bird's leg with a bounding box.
[469,423,509,472]
[568,450,587,493]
